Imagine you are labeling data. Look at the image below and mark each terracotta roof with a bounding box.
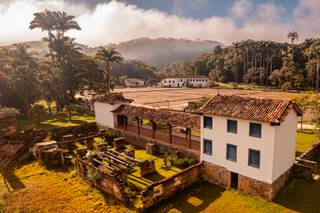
[94,93,133,105]
[112,105,200,129]
[197,95,302,124]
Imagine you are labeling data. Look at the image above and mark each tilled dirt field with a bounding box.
[115,87,302,110]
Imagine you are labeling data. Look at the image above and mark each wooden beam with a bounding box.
[136,117,140,135]
[124,116,127,131]
[151,120,156,138]
[168,124,172,144]
[187,128,192,149]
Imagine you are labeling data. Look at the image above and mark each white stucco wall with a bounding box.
[201,115,276,184]
[94,102,120,128]
[272,110,297,180]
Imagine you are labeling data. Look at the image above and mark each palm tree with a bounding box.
[29,10,56,64]
[53,11,81,38]
[287,31,299,46]
[95,47,123,93]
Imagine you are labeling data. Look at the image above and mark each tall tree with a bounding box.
[287,31,299,46]
[8,44,40,117]
[95,47,123,93]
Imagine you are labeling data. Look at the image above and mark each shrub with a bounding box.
[209,82,220,88]
[171,157,196,169]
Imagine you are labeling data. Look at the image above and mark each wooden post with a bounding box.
[168,124,172,144]
[136,117,140,135]
[124,116,128,131]
[151,121,156,138]
[187,128,192,149]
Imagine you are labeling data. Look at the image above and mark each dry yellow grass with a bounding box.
[0,162,133,213]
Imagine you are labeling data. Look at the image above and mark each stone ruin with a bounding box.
[31,141,67,167]
[29,131,201,210]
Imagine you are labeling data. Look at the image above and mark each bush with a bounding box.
[209,82,220,88]
[108,130,119,138]
[281,82,291,90]
[171,157,196,169]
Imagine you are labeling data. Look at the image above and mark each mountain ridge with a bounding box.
[1,37,224,67]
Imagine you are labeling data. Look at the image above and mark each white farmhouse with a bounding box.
[94,93,133,128]
[160,76,209,88]
[197,95,302,200]
[125,78,145,87]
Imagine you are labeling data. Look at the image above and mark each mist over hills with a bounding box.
[3,37,223,67]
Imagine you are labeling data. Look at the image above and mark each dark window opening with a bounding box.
[248,149,261,168]
[249,122,261,138]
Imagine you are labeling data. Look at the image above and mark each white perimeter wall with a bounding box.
[272,110,297,180]
[201,115,276,184]
[94,102,118,128]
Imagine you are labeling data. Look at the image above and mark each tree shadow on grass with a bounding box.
[0,161,29,192]
[148,181,225,213]
[274,178,320,213]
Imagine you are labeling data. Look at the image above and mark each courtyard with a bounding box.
[1,129,319,213]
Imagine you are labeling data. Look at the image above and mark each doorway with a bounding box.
[230,172,238,189]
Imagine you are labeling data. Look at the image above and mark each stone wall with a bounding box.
[0,117,17,137]
[0,123,97,169]
[293,159,317,180]
[201,161,230,188]
[270,167,293,199]
[141,163,202,209]
[75,158,129,203]
[293,140,320,178]
[239,167,293,201]
[201,162,293,201]
[100,127,200,160]
[298,141,320,161]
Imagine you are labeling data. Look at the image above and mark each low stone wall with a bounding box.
[101,127,200,160]
[293,159,317,180]
[0,117,17,137]
[298,142,320,161]
[0,123,97,168]
[293,141,320,178]
[141,163,202,209]
[75,158,129,203]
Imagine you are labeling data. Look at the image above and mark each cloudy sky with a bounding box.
[0,0,319,46]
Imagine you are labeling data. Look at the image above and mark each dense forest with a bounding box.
[160,33,320,91]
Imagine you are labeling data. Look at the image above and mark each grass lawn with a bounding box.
[17,112,95,132]
[126,145,181,189]
[0,161,133,213]
[296,130,318,156]
[1,127,319,212]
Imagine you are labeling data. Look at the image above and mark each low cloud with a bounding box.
[0,0,319,46]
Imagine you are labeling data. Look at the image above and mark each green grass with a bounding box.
[215,82,278,90]
[126,145,181,189]
[150,182,287,213]
[0,161,132,213]
[17,112,95,132]
[296,130,318,156]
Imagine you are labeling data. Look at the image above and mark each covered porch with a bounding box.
[112,105,201,151]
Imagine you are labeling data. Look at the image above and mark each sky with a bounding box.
[0,0,319,46]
